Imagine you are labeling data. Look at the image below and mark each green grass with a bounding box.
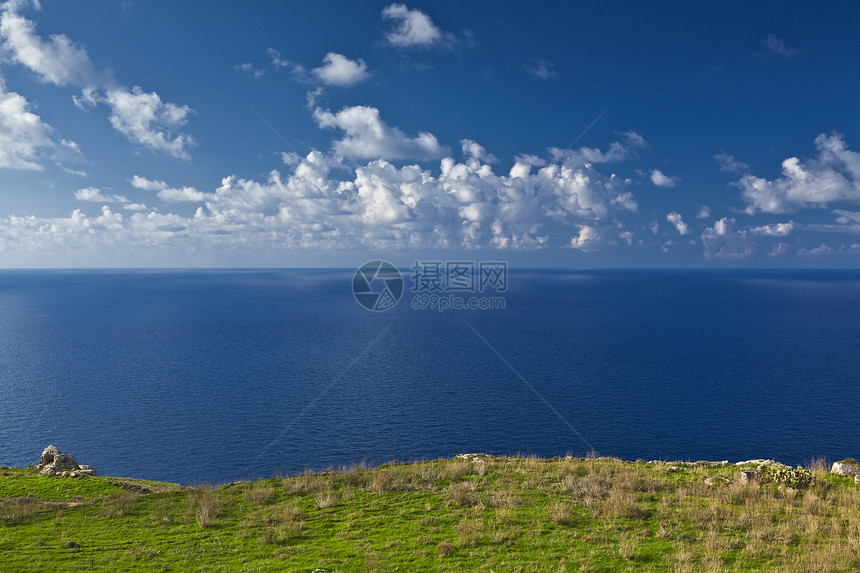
[1,456,860,571]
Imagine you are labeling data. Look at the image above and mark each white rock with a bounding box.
[831,460,860,477]
[36,445,96,477]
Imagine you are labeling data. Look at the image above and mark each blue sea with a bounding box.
[1,268,859,485]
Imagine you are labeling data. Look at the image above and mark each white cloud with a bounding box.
[650,169,678,188]
[382,4,445,48]
[104,87,194,159]
[666,212,689,235]
[312,53,369,87]
[129,175,167,192]
[714,151,749,173]
[696,205,710,219]
[460,139,496,163]
[799,243,833,257]
[0,1,194,159]
[131,175,208,202]
[700,217,752,259]
[738,133,860,214]
[0,78,52,169]
[233,62,265,78]
[649,221,659,235]
[618,131,648,149]
[525,58,557,80]
[751,221,794,236]
[568,225,599,250]
[0,135,661,260]
[0,3,97,86]
[761,34,799,58]
[313,104,448,161]
[57,164,86,176]
[74,187,127,203]
[712,217,731,236]
[157,186,208,202]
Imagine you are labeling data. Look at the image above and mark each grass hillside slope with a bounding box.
[2,455,860,571]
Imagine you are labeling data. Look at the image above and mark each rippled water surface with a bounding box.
[1,269,858,484]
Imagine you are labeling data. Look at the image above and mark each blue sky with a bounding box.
[0,0,859,267]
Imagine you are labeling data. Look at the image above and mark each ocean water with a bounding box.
[0,268,858,485]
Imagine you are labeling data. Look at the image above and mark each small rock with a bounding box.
[831,460,860,477]
[704,476,731,487]
[739,470,758,483]
[736,459,781,467]
[666,466,682,473]
[77,465,97,476]
[854,476,859,484]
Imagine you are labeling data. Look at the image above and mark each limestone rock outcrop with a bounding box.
[37,445,97,476]
[831,460,860,477]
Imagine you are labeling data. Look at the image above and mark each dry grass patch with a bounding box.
[445,460,472,481]
[454,519,483,546]
[188,490,223,528]
[242,482,276,505]
[447,481,481,508]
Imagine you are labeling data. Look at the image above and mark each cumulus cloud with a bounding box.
[696,205,710,219]
[157,186,208,202]
[0,135,659,261]
[568,225,599,250]
[0,3,97,86]
[666,212,689,235]
[312,53,369,86]
[202,136,640,249]
[130,175,209,202]
[73,187,128,203]
[650,169,678,188]
[460,139,496,163]
[0,78,53,169]
[700,218,797,259]
[751,221,794,236]
[238,49,369,87]
[103,87,194,159]
[738,133,860,214]
[800,243,833,257]
[0,1,194,159]
[700,217,752,259]
[382,4,447,48]
[313,104,448,161]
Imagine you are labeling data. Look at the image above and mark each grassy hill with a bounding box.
[1,455,859,571]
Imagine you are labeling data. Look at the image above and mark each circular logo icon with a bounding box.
[352,260,403,311]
